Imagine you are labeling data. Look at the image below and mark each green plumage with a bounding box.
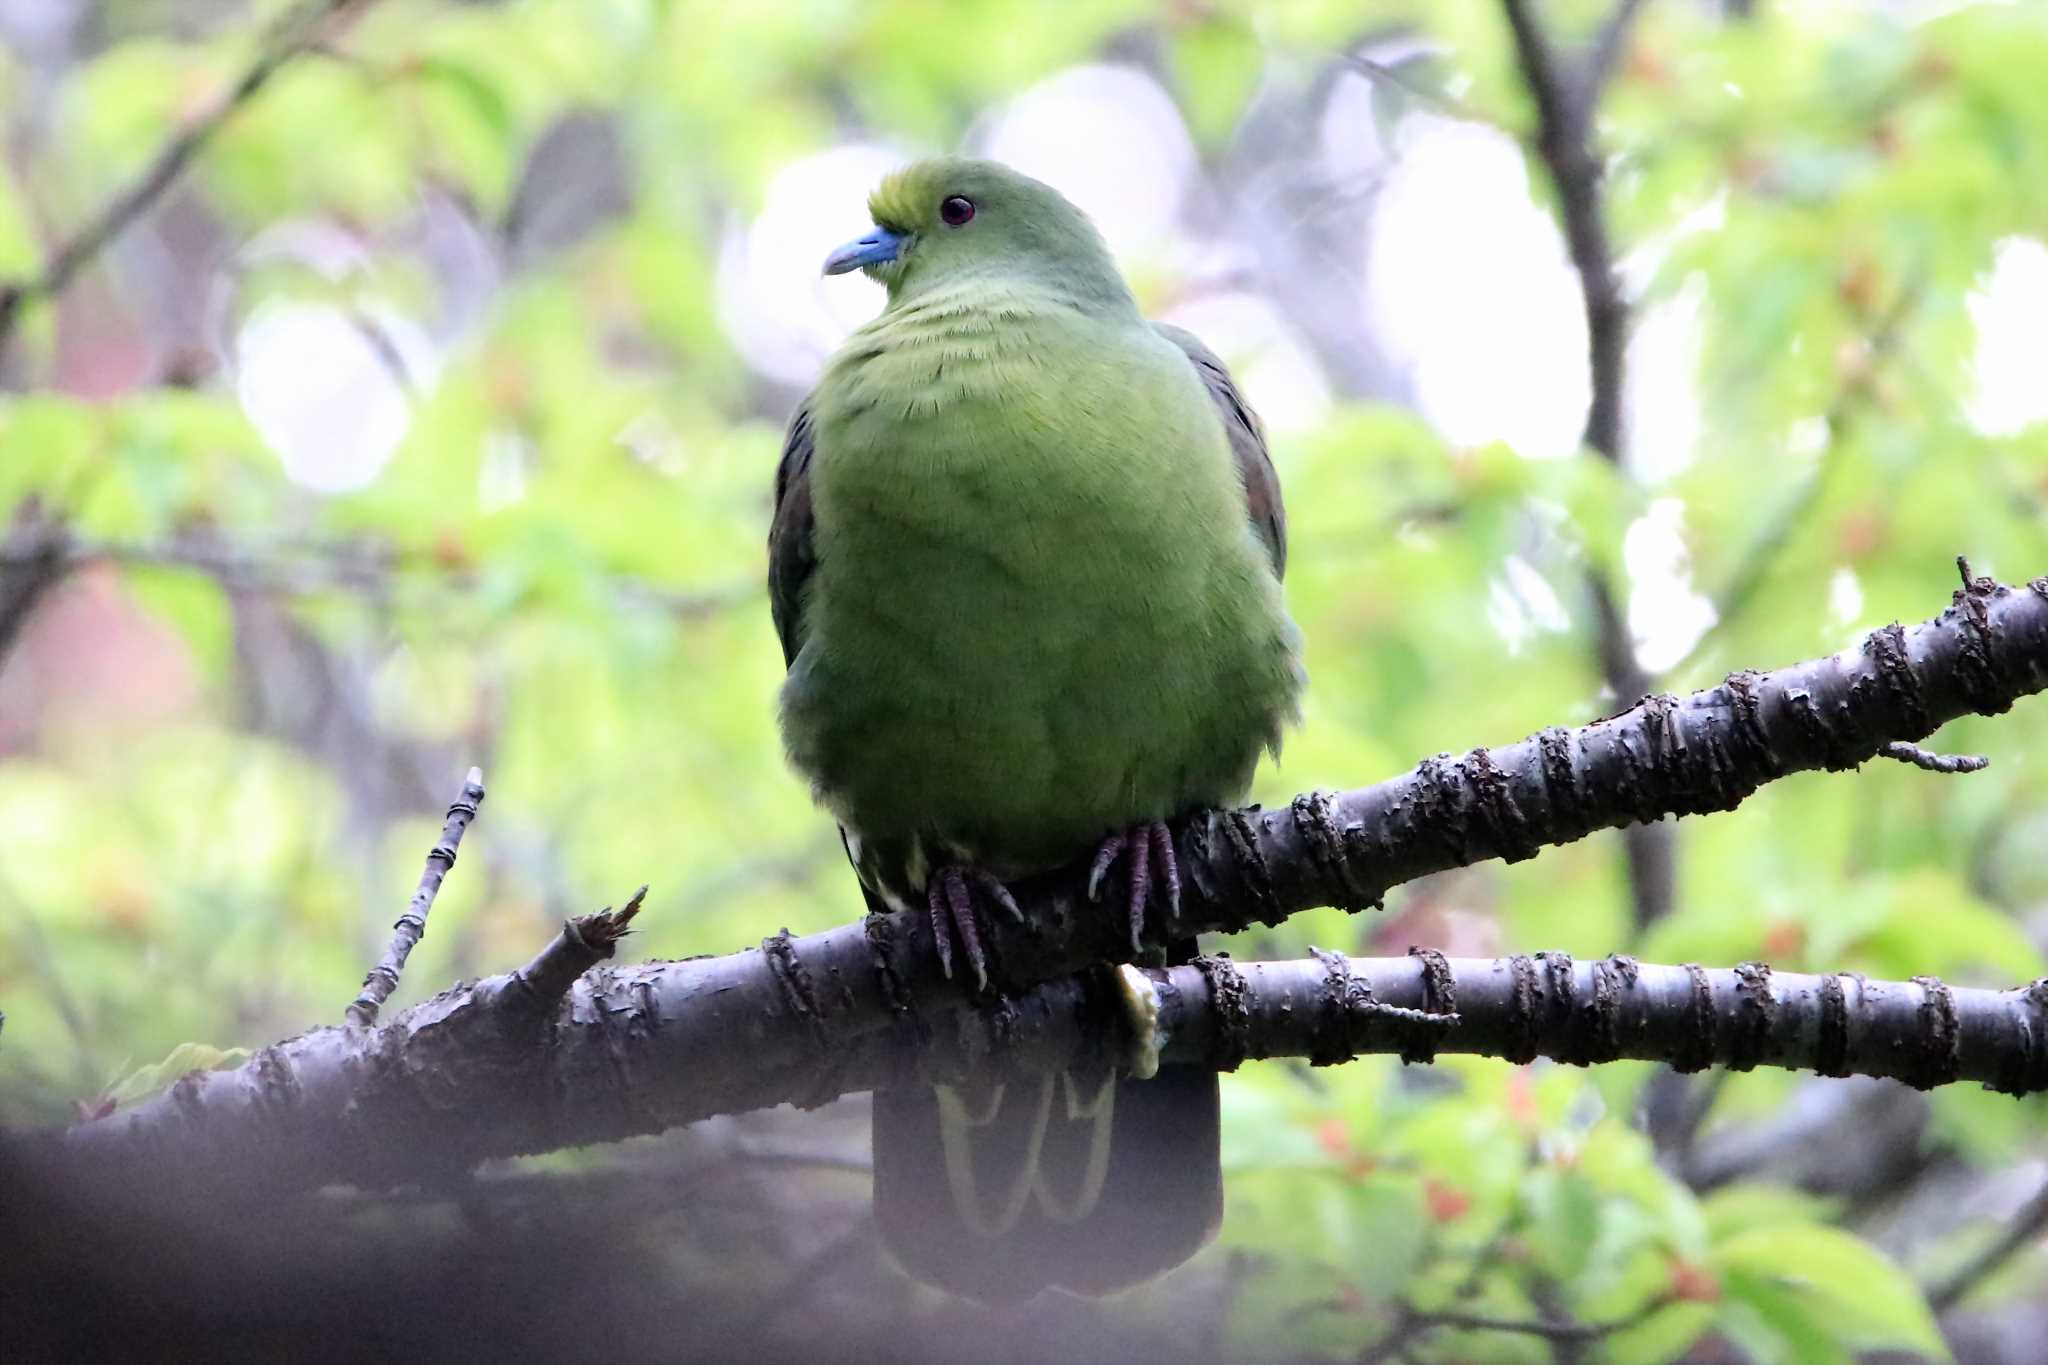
[768,158,1303,1300]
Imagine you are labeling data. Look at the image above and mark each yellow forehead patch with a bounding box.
[868,163,936,232]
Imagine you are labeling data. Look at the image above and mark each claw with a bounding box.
[1086,833,1125,903]
[1089,820,1181,957]
[973,868,1024,921]
[1149,821,1181,925]
[927,877,956,981]
[1125,826,1151,956]
[926,862,1004,991]
[944,866,988,992]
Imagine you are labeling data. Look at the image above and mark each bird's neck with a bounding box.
[827,273,1133,418]
[885,264,1137,323]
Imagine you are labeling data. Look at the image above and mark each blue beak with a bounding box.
[823,225,906,276]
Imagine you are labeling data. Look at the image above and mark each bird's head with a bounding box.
[822,157,1130,309]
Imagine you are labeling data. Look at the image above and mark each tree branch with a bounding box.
[1401,1292,1674,1348]
[488,884,646,1014]
[344,768,487,1027]
[1501,0,1645,469]
[1587,0,1653,104]
[0,0,378,351]
[56,571,2048,1196]
[0,506,68,672]
[1500,0,1666,924]
[60,927,2048,1200]
[1880,740,1989,774]
[1929,1175,2048,1312]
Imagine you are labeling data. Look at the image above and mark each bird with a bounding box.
[767,157,1303,1301]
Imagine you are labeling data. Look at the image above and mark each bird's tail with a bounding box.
[871,1059,1222,1302]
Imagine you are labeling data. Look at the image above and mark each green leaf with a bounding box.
[1713,1224,1949,1359]
[125,570,233,685]
[1605,1301,1717,1365]
[1847,868,2047,982]
[1718,1267,1854,1365]
[407,54,521,209]
[1521,1164,1603,1283]
[1169,15,1262,148]
[105,1042,249,1108]
[1700,1183,1842,1243]
[1526,449,1641,581]
[0,156,38,276]
[1925,1085,2046,1165]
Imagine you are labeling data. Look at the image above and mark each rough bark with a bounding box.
[57,939,2048,1199]
[55,572,2048,1197]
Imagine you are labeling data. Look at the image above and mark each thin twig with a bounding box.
[1880,742,1989,774]
[1339,52,1472,120]
[1408,1294,1674,1345]
[491,884,647,1012]
[0,0,375,349]
[0,511,68,672]
[1671,279,1924,678]
[0,864,99,1091]
[1365,1292,1673,1361]
[1588,0,1654,97]
[0,530,748,622]
[1499,0,1655,490]
[1929,1176,2048,1311]
[345,767,486,1027]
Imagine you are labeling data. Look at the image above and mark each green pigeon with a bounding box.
[768,157,1303,1300]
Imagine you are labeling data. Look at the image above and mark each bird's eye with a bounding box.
[939,196,976,227]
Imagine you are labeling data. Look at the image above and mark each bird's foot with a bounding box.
[1087,821,1181,957]
[927,863,1023,992]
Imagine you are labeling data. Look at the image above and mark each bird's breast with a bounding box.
[811,304,1224,594]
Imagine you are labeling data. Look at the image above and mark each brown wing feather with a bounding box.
[1152,322,1287,580]
[766,401,817,668]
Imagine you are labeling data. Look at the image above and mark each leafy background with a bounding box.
[1,0,2045,1360]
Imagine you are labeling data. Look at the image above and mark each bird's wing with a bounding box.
[1152,322,1287,580]
[766,400,818,668]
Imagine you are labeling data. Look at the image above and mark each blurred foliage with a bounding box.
[1,0,2045,1359]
